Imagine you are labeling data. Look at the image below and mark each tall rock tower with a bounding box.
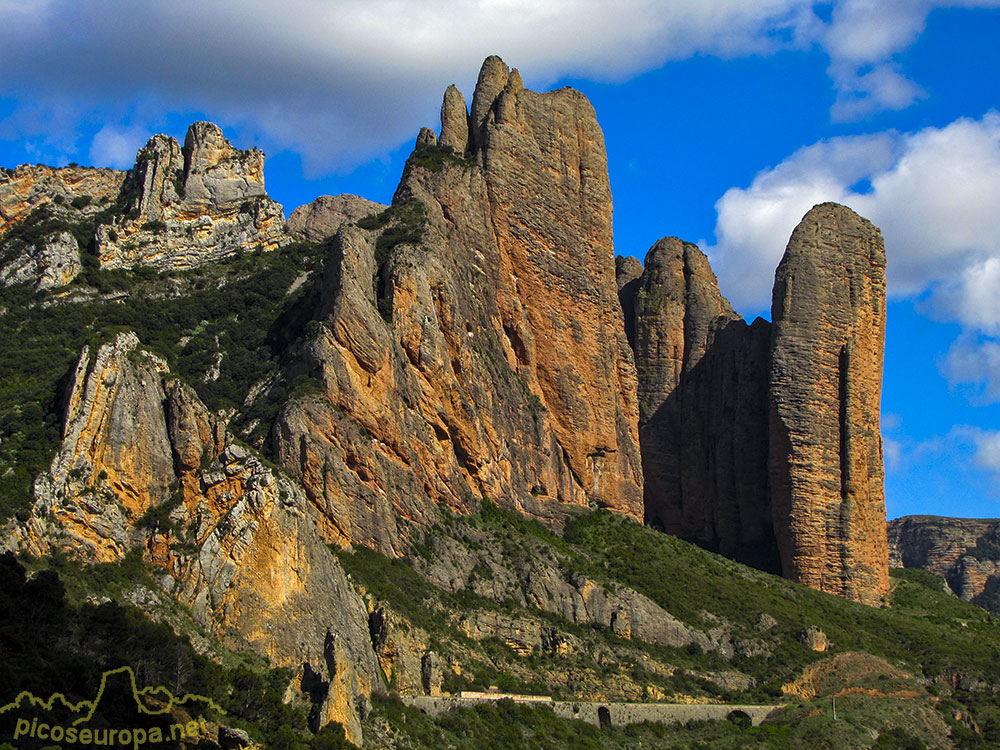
[768,202,890,604]
[274,56,643,553]
[622,202,890,603]
[622,238,777,571]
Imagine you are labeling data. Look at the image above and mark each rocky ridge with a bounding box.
[619,204,889,603]
[94,122,287,270]
[889,515,1000,606]
[5,332,381,745]
[0,122,292,290]
[287,194,388,243]
[0,55,908,746]
[273,55,643,556]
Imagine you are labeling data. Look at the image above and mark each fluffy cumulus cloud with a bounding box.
[708,111,1000,399]
[824,0,1000,119]
[708,112,1000,308]
[0,0,997,173]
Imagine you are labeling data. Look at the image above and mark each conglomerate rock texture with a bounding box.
[273,55,643,554]
[618,205,889,601]
[0,60,906,750]
[768,202,890,604]
[287,194,388,242]
[619,239,776,571]
[889,515,1000,603]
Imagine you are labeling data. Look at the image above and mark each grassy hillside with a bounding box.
[339,505,1000,748]
[0,231,327,520]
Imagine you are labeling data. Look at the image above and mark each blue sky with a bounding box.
[3,1,1000,520]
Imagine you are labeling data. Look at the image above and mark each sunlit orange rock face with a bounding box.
[274,55,644,554]
[769,203,890,605]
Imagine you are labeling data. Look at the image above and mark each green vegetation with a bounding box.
[0,237,328,521]
[0,552,347,750]
[356,198,427,321]
[404,144,474,174]
[364,692,948,750]
[564,511,1000,688]
[356,198,427,270]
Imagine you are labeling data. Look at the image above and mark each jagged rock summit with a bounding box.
[620,203,889,604]
[273,55,643,554]
[0,122,289,290]
[621,237,775,571]
[95,121,287,269]
[0,54,908,748]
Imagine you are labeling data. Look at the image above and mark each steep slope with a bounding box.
[4,331,380,744]
[273,56,643,554]
[889,515,1000,610]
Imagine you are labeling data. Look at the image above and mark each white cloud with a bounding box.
[709,111,1000,399]
[942,335,1000,403]
[823,0,1000,119]
[972,428,1000,476]
[0,1,996,173]
[707,132,900,312]
[708,112,1000,316]
[88,125,150,169]
[0,0,822,173]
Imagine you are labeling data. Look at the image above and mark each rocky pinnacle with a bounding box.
[769,202,890,604]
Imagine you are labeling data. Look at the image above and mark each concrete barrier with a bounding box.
[401,695,783,728]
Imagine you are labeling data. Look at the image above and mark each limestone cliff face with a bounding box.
[769,202,889,604]
[287,194,387,242]
[0,164,125,235]
[889,516,1000,602]
[17,332,173,561]
[0,165,124,289]
[273,56,643,554]
[9,332,381,745]
[1,123,288,287]
[0,230,82,290]
[620,239,776,571]
[95,122,287,269]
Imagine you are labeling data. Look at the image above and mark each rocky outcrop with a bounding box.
[273,55,643,554]
[0,164,125,235]
[94,122,287,270]
[9,331,381,745]
[18,332,174,561]
[769,202,889,604]
[0,230,81,289]
[888,515,1000,602]
[0,123,288,284]
[287,194,386,242]
[620,204,889,600]
[619,239,776,571]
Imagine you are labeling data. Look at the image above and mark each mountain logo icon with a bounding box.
[1,665,223,747]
